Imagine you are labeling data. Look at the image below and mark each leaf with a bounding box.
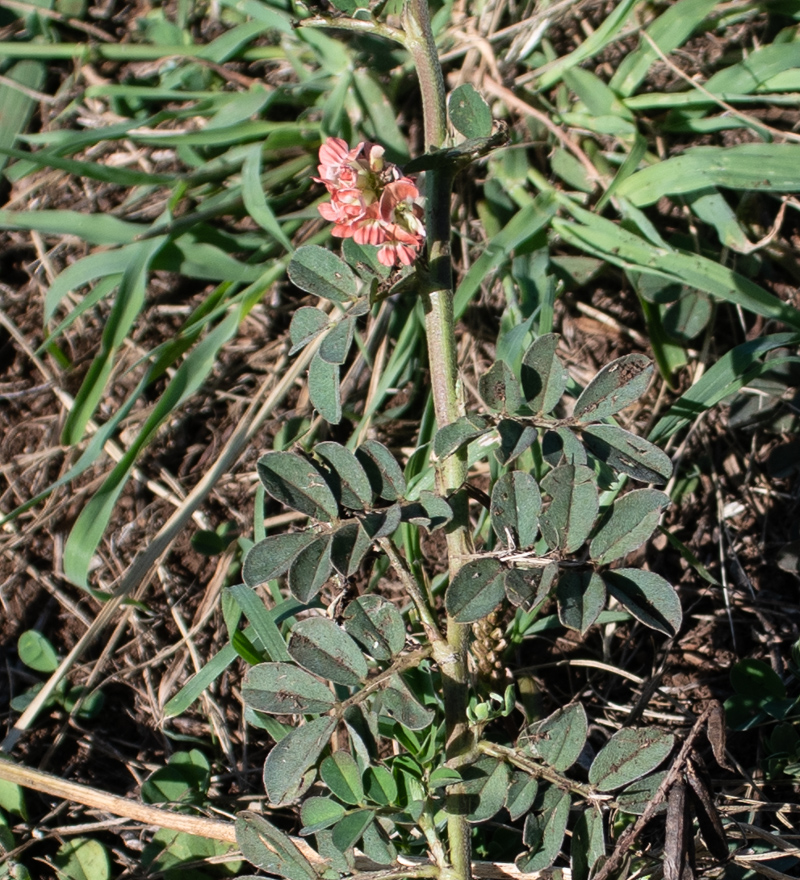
[504,563,557,611]
[330,520,372,578]
[243,531,317,587]
[141,750,210,805]
[360,818,396,865]
[540,465,599,553]
[288,245,359,303]
[445,558,505,623]
[663,289,713,342]
[517,786,571,873]
[522,703,588,771]
[228,584,294,663]
[604,569,682,636]
[401,491,453,532]
[495,420,537,465]
[319,317,355,365]
[17,631,59,673]
[573,354,653,422]
[521,334,568,414]
[52,838,112,880]
[429,767,462,789]
[589,727,675,791]
[449,84,493,139]
[556,570,606,635]
[617,771,668,815]
[433,415,492,459]
[617,144,800,207]
[0,61,45,177]
[461,756,510,823]
[331,809,373,853]
[236,811,319,880]
[730,659,786,700]
[505,771,538,821]
[571,807,606,880]
[309,353,342,425]
[288,618,368,686]
[583,425,673,484]
[290,307,329,355]
[315,441,374,510]
[342,595,406,661]
[589,489,670,565]
[257,451,339,521]
[300,797,346,835]
[355,440,406,501]
[381,674,435,730]
[490,471,542,550]
[479,361,523,413]
[243,663,335,715]
[263,717,336,805]
[321,751,364,805]
[542,427,587,468]
[288,534,333,603]
[365,766,398,805]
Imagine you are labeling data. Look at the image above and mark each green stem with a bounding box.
[401,3,474,879]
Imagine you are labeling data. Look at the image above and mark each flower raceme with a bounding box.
[315,137,426,268]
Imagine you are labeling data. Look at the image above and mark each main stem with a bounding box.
[402,4,474,879]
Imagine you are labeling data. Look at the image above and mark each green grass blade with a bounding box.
[242,143,294,251]
[649,333,800,444]
[0,60,45,175]
[227,584,292,662]
[616,144,800,207]
[0,209,144,245]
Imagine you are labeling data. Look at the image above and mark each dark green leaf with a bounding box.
[433,415,491,460]
[343,594,406,661]
[243,531,317,587]
[289,307,329,355]
[381,674,435,730]
[540,465,598,552]
[479,361,523,413]
[263,717,335,805]
[571,807,606,880]
[300,797,345,835]
[319,317,355,365]
[542,427,588,468]
[445,558,505,623]
[429,767,462,789]
[589,727,675,791]
[243,662,335,715]
[315,441,374,510]
[308,354,342,425]
[461,756,510,823]
[517,786,570,873]
[521,334,568,413]
[236,811,319,880]
[556,570,606,635]
[331,810,373,853]
[505,771,538,821]
[330,520,372,578]
[361,504,402,540]
[365,766,398,805]
[490,471,542,550]
[604,569,682,636]
[257,452,339,521]
[360,818,396,865]
[355,440,406,501]
[288,618,368,686]
[495,420,537,465]
[321,751,364,805]
[401,491,453,532]
[617,771,668,815]
[449,84,493,139]
[504,563,557,611]
[589,489,670,565]
[522,703,588,771]
[52,838,112,880]
[288,245,359,303]
[288,534,333,603]
[663,290,713,342]
[583,425,673,484]
[731,659,786,700]
[573,354,653,422]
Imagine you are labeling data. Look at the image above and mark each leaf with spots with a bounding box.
[573,353,653,422]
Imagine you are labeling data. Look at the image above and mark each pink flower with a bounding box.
[315,137,426,267]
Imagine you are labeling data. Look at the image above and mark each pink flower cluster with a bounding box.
[315,137,426,268]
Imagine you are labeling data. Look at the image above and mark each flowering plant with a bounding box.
[315,136,426,267]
